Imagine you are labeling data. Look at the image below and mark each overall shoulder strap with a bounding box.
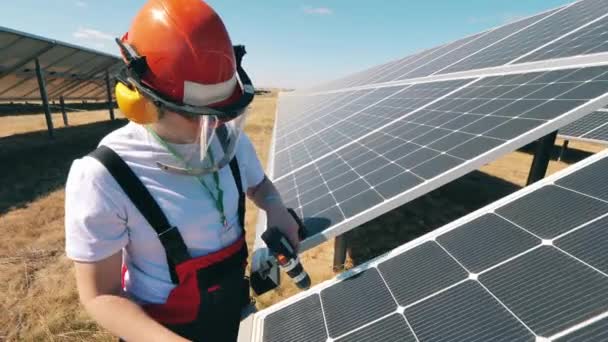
[228,156,246,233]
[88,145,188,284]
[216,125,247,233]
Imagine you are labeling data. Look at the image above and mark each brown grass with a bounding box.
[0,92,605,340]
[0,109,125,138]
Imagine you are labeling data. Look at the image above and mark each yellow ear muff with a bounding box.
[115,82,159,124]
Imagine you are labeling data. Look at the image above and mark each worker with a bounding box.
[64,1,300,341]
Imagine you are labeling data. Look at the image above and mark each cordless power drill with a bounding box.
[260,209,311,290]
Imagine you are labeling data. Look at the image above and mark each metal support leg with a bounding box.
[105,70,115,120]
[35,58,54,138]
[333,235,348,271]
[558,140,569,162]
[60,96,69,126]
[527,131,558,185]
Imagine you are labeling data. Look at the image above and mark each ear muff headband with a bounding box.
[115,82,159,124]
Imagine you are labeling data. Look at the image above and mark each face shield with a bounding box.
[152,110,249,176]
[116,40,255,176]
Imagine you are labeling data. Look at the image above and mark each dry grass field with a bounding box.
[0,107,125,139]
[0,92,605,341]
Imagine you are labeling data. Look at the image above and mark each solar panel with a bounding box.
[274,79,472,177]
[0,26,122,102]
[341,45,450,89]
[441,0,608,74]
[561,108,608,143]
[395,7,562,80]
[244,150,608,341]
[269,65,608,249]
[368,33,487,84]
[311,0,608,92]
[516,10,608,64]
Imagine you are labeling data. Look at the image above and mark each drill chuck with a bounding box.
[277,255,311,290]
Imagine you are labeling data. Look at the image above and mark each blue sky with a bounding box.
[2,0,573,88]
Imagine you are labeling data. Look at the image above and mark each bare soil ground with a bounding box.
[0,92,605,340]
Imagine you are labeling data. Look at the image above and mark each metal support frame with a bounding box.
[105,70,115,120]
[35,58,54,138]
[333,235,348,270]
[16,51,91,98]
[85,85,110,100]
[0,35,25,52]
[60,96,69,126]
[0,43,55,80]
[49,59,117,99]
[526,131,558,185]
[558,140,569,162]
[0,49,82,97]
[77,82,105,98]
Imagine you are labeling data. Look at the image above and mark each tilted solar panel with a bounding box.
[560,108,608,143]
[244,149,608,341]
[441,0,607,74]
[270,64,608,250]
[311,0,608,91]
[396,7,563,80]
[0,26,122,102]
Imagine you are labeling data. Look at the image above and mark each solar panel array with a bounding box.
[314,0,608,91]
[0,26,122,102]
[246,149,608,342]
[252,0,608,256]
[561,107,608,143]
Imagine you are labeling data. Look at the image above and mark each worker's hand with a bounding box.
[266,207,300,251]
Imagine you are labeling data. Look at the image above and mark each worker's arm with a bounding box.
[74,252,188,342]
[248,176,300,250]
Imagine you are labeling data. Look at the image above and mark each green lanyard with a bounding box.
[146,126,228,227]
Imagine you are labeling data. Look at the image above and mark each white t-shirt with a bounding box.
[64,122,265,304]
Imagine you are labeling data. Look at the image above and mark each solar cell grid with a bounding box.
[370,32,487,84]
[335,314,415,342]
[442,0,608,74]
[274,92,360,144]
[274,79,471,178]
[255,150,608,342]
[560,109,608,138]
[274,65,608,237]
[362,45,449,85]
[313,55,420,92]
[339,56,416,89]
[555,316,608,341]
[397,8,561,80]
[583,122,608,141]
[518,11,608,63]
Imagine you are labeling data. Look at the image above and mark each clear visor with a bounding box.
[154,110,249,176]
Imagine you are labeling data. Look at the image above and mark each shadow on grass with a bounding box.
[0,102,115,117]
[0,119,127,215]
[346,170,523,267]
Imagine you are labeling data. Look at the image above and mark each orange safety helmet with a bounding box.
[115,0,254,124]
